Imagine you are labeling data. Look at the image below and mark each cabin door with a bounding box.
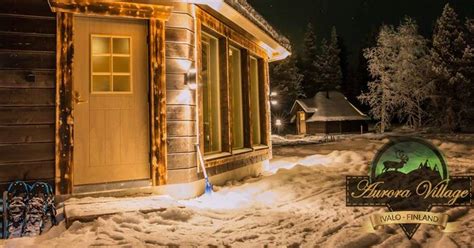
[73,16,150,186]
[297,111,306,135]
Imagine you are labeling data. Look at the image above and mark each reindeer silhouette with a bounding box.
[382,150,409,173]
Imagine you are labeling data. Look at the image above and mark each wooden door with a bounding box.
[73,16,150,185]
[297,111,306,135]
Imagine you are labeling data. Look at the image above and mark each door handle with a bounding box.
[73,91,88,104]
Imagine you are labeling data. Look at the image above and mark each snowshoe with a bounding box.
[41,183,57,232]
[22,182,49,237]
[6,181,29,239]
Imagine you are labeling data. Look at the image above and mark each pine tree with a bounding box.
[270,54,304,113]
[358,25,400,133]
[395,18,433,129]
[314,27,343,96]
[300,23,319,97]
[430,4,469,131]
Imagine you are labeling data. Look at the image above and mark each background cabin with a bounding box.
[290,91,369,135]
[0,0,290,199]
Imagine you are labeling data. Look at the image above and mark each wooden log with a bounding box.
[0,51,55,70]
[166,105,196,121]
[204,148,269,169]
[259,59,270,146]
[0,33,56,52]
[0,70,55,88]
[165,73,187,90]
[0,160,55,182]
[167,137,196,153]
[0,143,54,163]
[0,88,54,106]
[0,15,56,34]
[166,58,193,74]
[167,90,196,105]
[55,12,74,195]
[165,28,194,45]
[167,121,195,137]
[166,13,194,30]
[167,152,196,170]
[149,19,167,186]
[0,106,55,125]
[166,43,194,61]
[167,167,198,184]
[49,0,172,20]
[0,125,54,144]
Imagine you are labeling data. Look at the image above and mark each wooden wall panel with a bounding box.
[0,16,56,34]
[0,52,55,70]
[0,34,56,51]
[0,88,54,106]
[0,107,55,124]
[0,70,55,88]
[0,125,54,144]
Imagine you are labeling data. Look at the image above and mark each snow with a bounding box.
[2,133,473,247]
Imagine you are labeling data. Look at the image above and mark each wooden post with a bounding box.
[149,19,167,186]
[55,12,74,195]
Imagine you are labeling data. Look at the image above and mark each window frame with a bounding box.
[90,34,133,94]
[229,44,245,150]
[201,31,224,155]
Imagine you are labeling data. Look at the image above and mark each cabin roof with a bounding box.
[291,91,369,122]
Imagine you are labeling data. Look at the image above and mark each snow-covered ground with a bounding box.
[2,133,473,247]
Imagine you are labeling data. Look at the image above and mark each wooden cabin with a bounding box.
[290,91,369,135]
[0,0,290,199]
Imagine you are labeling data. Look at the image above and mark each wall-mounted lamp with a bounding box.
[270,91,278,97]
[186,68,197,90]
[275,119,282,126]
[271,100,278,105]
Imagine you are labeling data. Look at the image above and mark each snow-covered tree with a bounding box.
[300,23,319,97]
[270,54,304,113]
[359,19,433,132]
[358,25,400,133]
[395,18,433,129]
[430,4,469,131]
[314,27,343,96]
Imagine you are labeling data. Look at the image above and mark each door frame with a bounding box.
[297,111,306,135]
[50,0,172,195]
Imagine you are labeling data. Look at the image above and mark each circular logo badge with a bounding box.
[370,137,448,181]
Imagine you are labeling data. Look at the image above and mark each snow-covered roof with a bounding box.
[293,91,369,122]
[223,0,291,51]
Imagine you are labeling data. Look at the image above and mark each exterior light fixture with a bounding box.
[270,91,277,96]
[271,100,278,105]
[275,119,282,126]
[186,68,197,90]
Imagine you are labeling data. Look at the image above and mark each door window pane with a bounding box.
[92,75,111,92]
[229,46,244,149]
[91,35,131,93]
[113,38,130,54]
[92,37,110,54]
[202,34,221,154]
[250,57,261,145]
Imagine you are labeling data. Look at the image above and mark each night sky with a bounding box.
[248,0,473,63]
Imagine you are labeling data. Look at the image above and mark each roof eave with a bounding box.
[193,0,290,61]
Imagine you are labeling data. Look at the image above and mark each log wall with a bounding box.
[0,0,56,192]
[165,4,199,184]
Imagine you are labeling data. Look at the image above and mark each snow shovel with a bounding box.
[196,144,213,195]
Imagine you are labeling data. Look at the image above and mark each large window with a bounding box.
[229,46,244,149]
[91,35,131,93]
[201,33,221,154]
[249,56,261,145]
